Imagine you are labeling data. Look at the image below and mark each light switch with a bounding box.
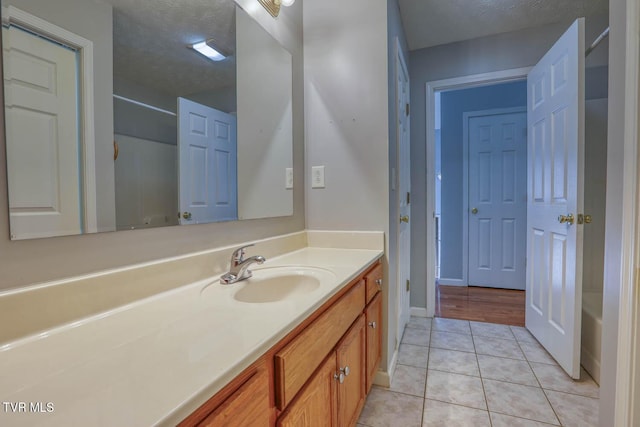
[312,166,325,188]
[285,168,293,189]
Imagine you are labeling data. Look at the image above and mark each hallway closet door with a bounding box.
[467,109,527,290]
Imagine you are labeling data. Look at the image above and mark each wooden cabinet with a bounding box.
[180,360,272,427]
[278,354,337,427]
[181,260,382,427]
[365,292,382,392]
[279,317,366,427]
[275,280,365,409]
[336,315,366,426]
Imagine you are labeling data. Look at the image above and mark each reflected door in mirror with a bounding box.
[178,98,238,224]
[3,24,83,239]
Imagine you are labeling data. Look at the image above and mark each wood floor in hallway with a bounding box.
[435,284,525,326]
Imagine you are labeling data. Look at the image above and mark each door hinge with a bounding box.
[406,279,410,292]
[405,103,410,116]
[406,192,411,204]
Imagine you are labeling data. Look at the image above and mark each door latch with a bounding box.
[558,214,575,225]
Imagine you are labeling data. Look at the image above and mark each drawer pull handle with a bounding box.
[340,366,350,377]
[334,372,345,384]
[375,279,382,285]
[368,321,377,329]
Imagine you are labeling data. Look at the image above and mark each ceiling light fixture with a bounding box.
[258,0,295,18]
[191,40,226,62]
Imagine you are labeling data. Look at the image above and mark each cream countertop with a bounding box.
[0,246,383,426]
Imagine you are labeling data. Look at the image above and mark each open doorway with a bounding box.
[434,81,528,326]
[426,27,609,382]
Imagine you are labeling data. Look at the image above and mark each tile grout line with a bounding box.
[420,322,432,426]
[470,331,494,427]
[514,329,564,426]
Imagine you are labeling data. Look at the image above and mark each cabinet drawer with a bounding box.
[365,264,383,304]
[275,280,365,409]
[197,365,270,427]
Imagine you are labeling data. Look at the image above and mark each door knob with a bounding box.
[400,215,409,223]
[182,212,192,220]
[558,214,575,225]
[471,207,478,215]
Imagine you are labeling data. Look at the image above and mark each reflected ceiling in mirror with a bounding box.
[1,0,293,240]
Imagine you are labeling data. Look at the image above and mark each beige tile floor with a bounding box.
[358,317,599,427]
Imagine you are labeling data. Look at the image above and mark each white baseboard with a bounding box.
[410,307,428,317]
[374,348,398,387]
[438,278,466,286]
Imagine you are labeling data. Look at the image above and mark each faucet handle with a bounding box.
[232,244,255,262]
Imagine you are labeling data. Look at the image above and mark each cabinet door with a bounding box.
[278,354,338,427]
[336,315,366,427]
[197,366,270,427]
[365,293,382,392]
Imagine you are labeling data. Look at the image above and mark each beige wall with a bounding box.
[303,0,392,372]
[0,0,305,291]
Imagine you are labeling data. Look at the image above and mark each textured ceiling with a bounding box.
[109,0,237,98]
[397,0,609,51]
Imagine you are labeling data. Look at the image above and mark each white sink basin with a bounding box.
[232,266,336,303]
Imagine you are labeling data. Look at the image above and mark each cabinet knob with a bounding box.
[340,366,350,377]
[375,278,383,286]
[368,321,377,329]
[334,372,345,384]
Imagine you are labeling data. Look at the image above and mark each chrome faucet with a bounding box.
[220,244,266,284]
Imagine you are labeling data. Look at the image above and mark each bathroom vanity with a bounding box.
[180,261,383,426]
[0,232,384,426]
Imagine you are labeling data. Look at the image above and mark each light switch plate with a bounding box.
[312,166,325,188]
[285,168,293,189]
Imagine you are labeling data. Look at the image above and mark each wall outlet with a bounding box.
[311,166,325,188]
[285,168,293,189]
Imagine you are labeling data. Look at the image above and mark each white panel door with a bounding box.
[468,110,527,290]
[178,98,237,224]
[526,19,585,379]
[3,25,81,239]
[396,39,411,338]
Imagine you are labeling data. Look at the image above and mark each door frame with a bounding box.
[425,67,531,313]
[462,106,527,289]
[610,0,640,424]
[3,5,97,233]
[394,36,411,338]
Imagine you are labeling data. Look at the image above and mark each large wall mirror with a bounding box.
[1,0,293,240]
